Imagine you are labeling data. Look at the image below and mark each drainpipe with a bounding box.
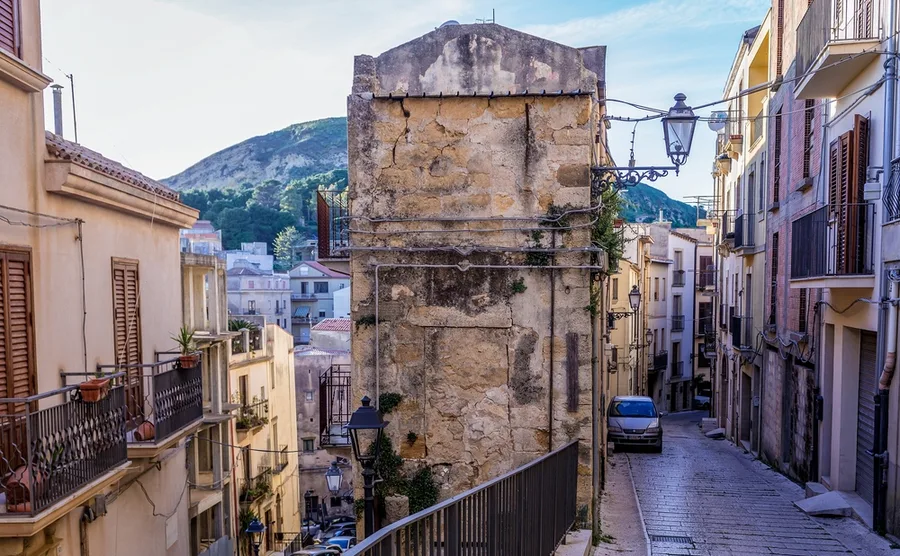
[549,230,556,453]
[591,275,601,538]
[875,0,898,534]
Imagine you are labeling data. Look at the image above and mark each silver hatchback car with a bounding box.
[607,395,662,452]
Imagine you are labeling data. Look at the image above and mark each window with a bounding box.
[674,250,683,271]
[612,278,618,301]
[248,280,254,289]
[302,439,315,452]
[828,116,869,274]
[759,155,767,211]
[770,233,779,325]
[0,0,19,57]
[803,100,815,178]
[248,300,256,312]
[301,281,309,294]
[776,0,784,76]
[674,295,682,315]
[698,302,713,335]
[654,277,659,301]
[305,391,314,401]
[112,258,142,427]
[300,266,309,276]
[662,277,666,300]
[314,282,328,294]
[318,311,326,318]
[0,249,35,409]
[773,110,782,202]
[747,168,756,214]
[798,288,808,333]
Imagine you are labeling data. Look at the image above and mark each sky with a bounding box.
[39,0,770,204]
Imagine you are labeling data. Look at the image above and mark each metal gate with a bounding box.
[856,331,877,504]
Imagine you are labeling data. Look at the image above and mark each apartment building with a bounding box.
[0,2,210,554]
[288,261,350,344]
[230,323,301,554]
[180,221,223,256]
[226,265,292,331]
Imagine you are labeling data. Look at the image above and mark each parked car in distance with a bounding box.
[315,526,355,544]
[290,546,342,556]
[327,536,357,550]
[607,395,663,452]
[693,395,711,410]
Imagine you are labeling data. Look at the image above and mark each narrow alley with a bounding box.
[602,411,895,556]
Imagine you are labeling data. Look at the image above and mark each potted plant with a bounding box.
[172,326,199,368]
[79,375,111,403]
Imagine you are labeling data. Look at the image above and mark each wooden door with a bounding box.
[112,258,143,428]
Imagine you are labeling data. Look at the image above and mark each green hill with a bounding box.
[619,183,705,228]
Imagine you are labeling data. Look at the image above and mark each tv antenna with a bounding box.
[476,9,495,23]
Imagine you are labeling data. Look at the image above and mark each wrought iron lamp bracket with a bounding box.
[591,165,678,195]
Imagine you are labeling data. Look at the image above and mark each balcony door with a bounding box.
[112,258,143,429]
[828,115,868,275]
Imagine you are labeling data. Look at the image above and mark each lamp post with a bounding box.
[592,93,698,192]
[325,460,343,514]
[347,396,387,538]
[245,518,265,556]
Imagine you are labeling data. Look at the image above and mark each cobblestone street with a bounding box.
[608,411,895,556]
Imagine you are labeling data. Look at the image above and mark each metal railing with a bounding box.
[698,269,716,289]
[797,0,878,77]
[237,399,269,431]
[731,316,754,349]
[250,328,263,351]
[725,108,744,139]
[790,203,874,279]
[0,380,127,516]
[650,351,668,372]
[720,211,735,241]
[96,357,203,444]
[346,441,578,556]
[240,466,273,504]
[671,361,684,378]
[231,327,264,355]
[291,293,318,300]
[320,365,352,446]
[318,190,350,260]
[886,158,900,221]
[274,445,289,474]
[673,270,685,287]
[671,315,685,332]
[273,532,305,555]
[751,108,765,144]
[734,213,755,249]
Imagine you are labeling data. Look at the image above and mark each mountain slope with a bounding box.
[620,183,705,228]
[162,117,348,191]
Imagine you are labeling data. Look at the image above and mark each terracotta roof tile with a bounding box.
[292,261,350,278]
[311,318,352,332]
[45,131,180,202]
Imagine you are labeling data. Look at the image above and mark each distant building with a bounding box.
[227,264,292,331]
[226,242,273,273]
[288,261,350,344]
[294,239,318,263]
[180,220,223,255]
[310,318,351,351]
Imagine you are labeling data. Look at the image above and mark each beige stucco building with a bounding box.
[344,23,608,527]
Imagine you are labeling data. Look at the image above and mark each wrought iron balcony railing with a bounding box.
[671,361,684,378]
[673,270,685,287]
[96,357,203,446]
[320,364,352,446]
[237,399,269,431]
[671,315,685,332]
[731,316,754,350]
[240,466,273,504]
[231,327,264,355]
[0,380,127,516]
[797,0,878,78]
[317,190,350,260]
[734,213,755,249]
[720,211,735,242]
[650,351,668,372]
[274,445,289,474]
[345,442,578,556]
[790,203,874,279]
[698,268,716,290]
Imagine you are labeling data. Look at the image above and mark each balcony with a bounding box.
[719,211,735,245]
[231,327,263,355]
[96,357,204,459]
[236,399,269,432]
[734,214,755,250]
[731,316,754,351]
[347,442,578,555]
[320,365,352,447]
[650,351,668,372]
[291,292,318,301]
[698,268,716,290]
[274,446,289,474]
[0,383,128,535]
[671,315,685,332]
[671,361,684,378]
[673,270,685,287]
[240,466,273,505]
[795,0,881,99]
[317,190,349,260]
[750,108,765,146]
[790,203,875,288]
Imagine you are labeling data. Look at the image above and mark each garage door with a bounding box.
[856,331,877,504]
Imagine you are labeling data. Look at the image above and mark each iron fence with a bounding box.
[734,214,755,249]
[345,441,578,556]
[318,190,350,260]
[720,211,735,240]
[673,270,685,287]
[320,364,352,446]
[95,357,203,444]
[790,203,874,279]
[237,399,269,431]
[671,315,685,332]
[797,0,877,77]
[0,380,127,516]
[650,351,668,372]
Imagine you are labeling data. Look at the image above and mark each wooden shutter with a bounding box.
[0,0,18,57]
[773,112,782,201]
[112,259,143,427]
[0,249,35,414]
[857,0,874,38]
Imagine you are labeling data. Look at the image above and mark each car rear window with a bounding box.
[609,400,658,417]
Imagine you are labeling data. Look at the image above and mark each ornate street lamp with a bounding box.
[661,93,698,168]
[645,328,654,347]
[325,460,343,496]
[628,285,642,312]
[592,93,698,192]
[245,518,265,556]
[347,396,387,538]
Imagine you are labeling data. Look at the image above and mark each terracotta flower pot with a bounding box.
[6,465,43,511]
[79,378,111,403]
[178,354,200,369]
[134,421,155,441]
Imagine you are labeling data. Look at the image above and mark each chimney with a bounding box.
[658,209,664,222]
[50,84,64,137]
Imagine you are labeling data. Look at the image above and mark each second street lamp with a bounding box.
[628,285,641,312]
[347,396,387,538]
[325,460,343,498]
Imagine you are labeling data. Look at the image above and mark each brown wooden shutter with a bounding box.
[112,258,143,427]
[857,0,874,38]
[0,0,18,57]
[828,138,841,209]
[0,249,35,413]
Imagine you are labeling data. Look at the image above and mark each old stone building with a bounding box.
[346,23,607,518]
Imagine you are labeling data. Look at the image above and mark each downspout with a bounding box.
[591,275,601,538]
[549,230,557,453]
[692,237,698,391]
[875,0,898,534]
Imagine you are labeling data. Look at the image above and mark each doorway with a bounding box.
[740,371,752,444]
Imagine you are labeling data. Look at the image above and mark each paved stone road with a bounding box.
[625,411,895,556]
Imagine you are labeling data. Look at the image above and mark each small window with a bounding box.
[300,267,309,275]
[314,282,328,294]
[302,439,315,452]
[305,391,314,402]
[654,277,659,301]
[248,280,254,289]
[301,282,309,294]
[248,300,256,311]
[611,278,619,301]
[319,311,326,318]
[661,278,666,301]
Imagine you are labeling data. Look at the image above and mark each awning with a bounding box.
[293,307,310,317]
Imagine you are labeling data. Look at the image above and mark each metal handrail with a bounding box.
[347,441,578,555]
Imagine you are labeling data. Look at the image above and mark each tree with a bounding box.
[279,180,308,224]
[273,226,300,270]
[248,179,283,210]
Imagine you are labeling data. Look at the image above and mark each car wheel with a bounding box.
[653,442,662,453]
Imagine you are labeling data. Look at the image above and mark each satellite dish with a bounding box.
[440,20,460,27]
[707,111,728,132]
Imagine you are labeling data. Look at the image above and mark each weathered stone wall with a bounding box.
[347,24,603,514]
